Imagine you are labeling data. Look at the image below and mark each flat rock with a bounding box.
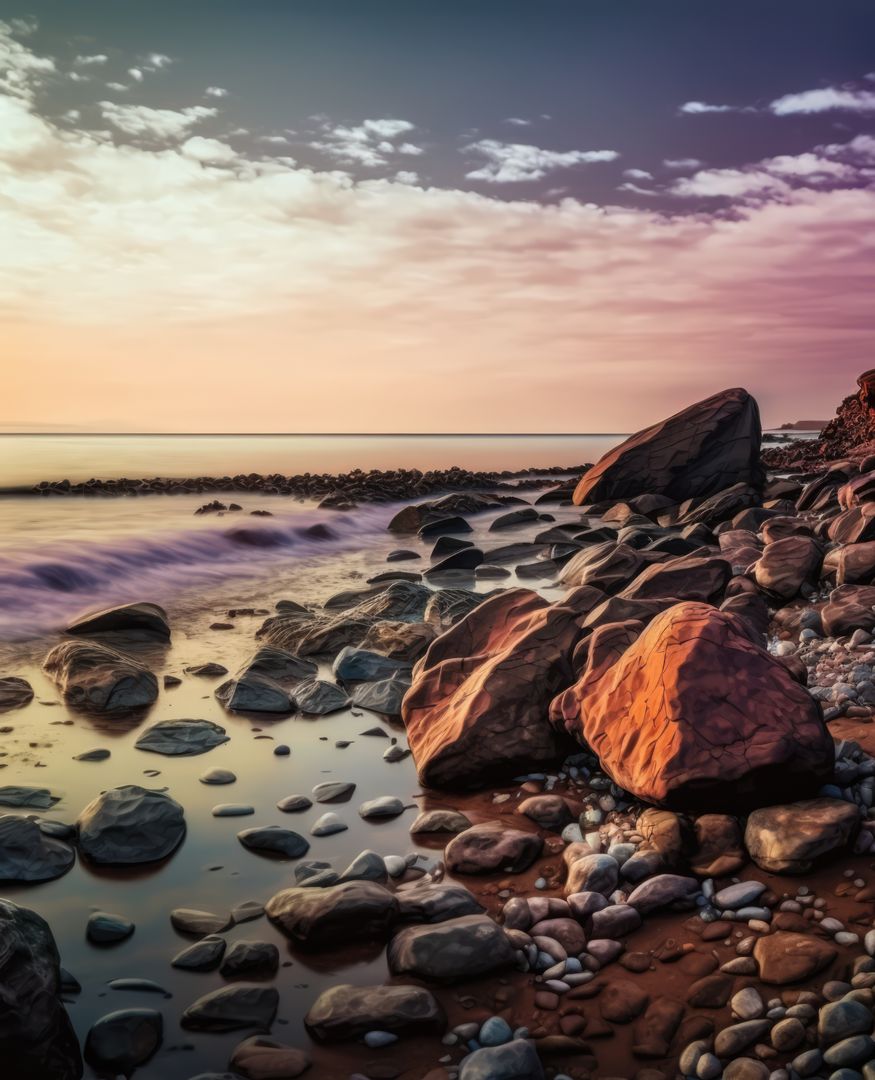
[395,881,484,924]
[44,639,158,713]
[359,796,405,819]
[445,823,542,875]
[237,827,309,859]
[0,676,33,713]
[266,881,398,949]
[754,931,837,984]
[170,908,232,935]
[73,747,111,762]
[220,940,279,979]
[295,679,350,715]
[84,1008,162,1072]
[215,672,292,714]
[185,662,229,677]
[230,1035,311,1078]
[0,813,75,882]
[77,785,186,865]
[212,803,255,817]
[277,794,312,813]
[312,781,355,803]
[135,719,229,756]
[310,813,346,836]
[181,984,279,1032]
[745,798,860,873]
[409,808,472,834]
[0,785,55,808]
[171,935,226,971]
[387,913,515,982]
[304,982,445,1041]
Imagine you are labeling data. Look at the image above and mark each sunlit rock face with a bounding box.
[402,588,587,788]
[550,601,833,811]
[573,387,763,505]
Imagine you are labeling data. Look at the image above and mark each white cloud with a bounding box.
[821,133,875,163]
[311,117,417,167]
[623,168,653,180]
[763,152,856,180]
[618,181,657,196]
[673,168,790,199]
[128,67,143,82]
[398,142,423,156]
[679,101,737,114]
[664,158,702,169]
[505,117,531,126]
[465,140,618,183]
[770,87,875,115]
[0,18,55,101]
[257,134,290,145]
[394,170,420,184]
[99,101,218,141]
[144,53,172,70]
[105,81,128,92]
[74,53,108,66]
[180,136,238,164]
[205,86,227,98]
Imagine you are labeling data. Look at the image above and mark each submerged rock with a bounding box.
[67,602,171,642]
[86,911,135,944]
[304,983,445,1041]
[0,676,33,713]
[237,826,310,859]
[181,985,279,1032]
[134,718,229,756]
[77,785,186,865]
[84,1008,162,1073]
[229,1036,311,1078]
[43,639,158,713]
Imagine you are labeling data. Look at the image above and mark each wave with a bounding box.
[0,505,393,641]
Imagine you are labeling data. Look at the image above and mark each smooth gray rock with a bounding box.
[359,795,405,819]
[77,785,186,865]
[627,874,700,913]
[215,672,292,714]
[67,602,170,642]
[73,747,111,762]
[310,813,347,837]
[266,881,399,949]
[170,909,232,935]
[171,935,226,972]
[220,940,279,979]
[409,808,472,834]
[237,827,309,859]
[0,785,55,809]
[200,768,237,785]
[241,645,317,684]
[819,999,874,1045]
[295,679,350,715]
[181,985,279,1032]
[277,794,312,812]
[212,804,254,817]
[0,814,75,882]
[84,1008,162,1072]
[459,1040,545,1080]
[44,639,158,712]
[305,982,445,1041]
[388,913,515,982]
[338,850,387,883]
[312,781,355,803]
[332,646,410,683]
[351,677,411,716]
[135,719,229,756]
[87,911,134,944]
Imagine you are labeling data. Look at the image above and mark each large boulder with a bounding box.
[0,677,33,713]
[402,589,584,788]
[0,899,83,1080]
[617,554,731,604]
[573,388,763,505]
[43,640,158,713]
[77,785,186,865]
[821,584,875,637]
[754,536,823,599]
[551,602,833,810]
[304,983,445,1041]
[745,798,860,873]
[66,602,170,642]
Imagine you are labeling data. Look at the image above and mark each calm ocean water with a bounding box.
[0,433,623,487]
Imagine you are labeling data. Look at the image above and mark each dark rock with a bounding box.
[237,827,310,859]
[265,881,398,949]
[0,677,33,713]
[445,823,542,874]
[387,913,515,982]
[67,602,170,642]
[304,983,445,1041]
[745,798,859,873]
[181,985,278,1032]
[44,640,158,712]
[77,785,186,865]
[135,718,229,756]
[220,940,279,979]
[84,1008,162,1073]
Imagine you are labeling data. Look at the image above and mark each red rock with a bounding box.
[550,602,833,810]
[402,588,585,787]
[560,543,664,594]
[754,536,823,599]
[828,504,875,544]
[573,388,763,506]
[838,468,875,509]
[444,823,543,875]
[754,931,837,985]
[761,516,814,544]
[821,542,875,586]
[617,554,731,604]
[821,584,875,637]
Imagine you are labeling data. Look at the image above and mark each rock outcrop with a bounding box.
[551,602,833,810]
[573,388,763,505]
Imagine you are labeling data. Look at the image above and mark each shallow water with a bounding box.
[0,481,586,1079]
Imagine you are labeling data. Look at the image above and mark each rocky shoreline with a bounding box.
[3,378,875,1078]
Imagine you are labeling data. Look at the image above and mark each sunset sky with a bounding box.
[2,0,875,432]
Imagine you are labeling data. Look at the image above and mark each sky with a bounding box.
[1,0,874,432]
